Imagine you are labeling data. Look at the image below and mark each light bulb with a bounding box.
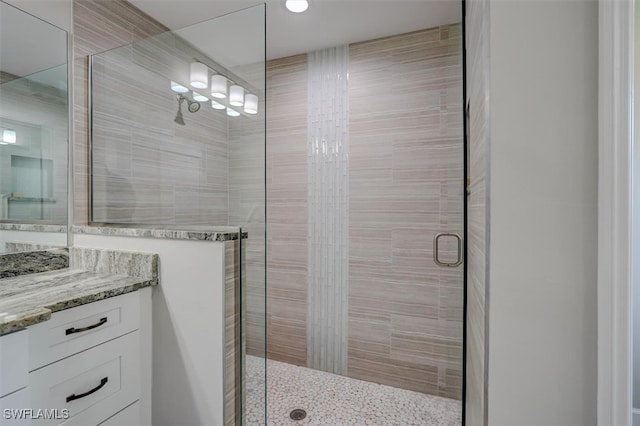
[210,75,227,99]
[190,62,208,89]
[244,94,258,114]
[2,129,16,144]
[285,0,308,13]
[229,85,245,107]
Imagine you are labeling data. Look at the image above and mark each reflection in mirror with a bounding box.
[0,1,68,253]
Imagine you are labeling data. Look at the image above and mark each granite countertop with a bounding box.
[0,223,67,233]
[73,225,247,241]
[0,268,156,335]
[0,249,69,278]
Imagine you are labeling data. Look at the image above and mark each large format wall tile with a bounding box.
[263,25,464,399]
[264,54,308,365]
[73,0,168,225]
[347,25,464,400]
[76,0,232,226]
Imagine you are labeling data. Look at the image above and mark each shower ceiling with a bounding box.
[128,0,461,62]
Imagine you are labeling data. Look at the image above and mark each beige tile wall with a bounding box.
[263,25,464,399]
[229,106,267,359]
[75,0,232,225]
[348,25,464,399]
[73,0,168,225]
[224,240,244,426]
[265,54,309,365]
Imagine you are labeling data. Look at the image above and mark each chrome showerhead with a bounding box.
[174,94,200,126]
[187,100,200,113]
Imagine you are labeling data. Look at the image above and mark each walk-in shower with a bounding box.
[87,1,465,424]
[256,5,465,425]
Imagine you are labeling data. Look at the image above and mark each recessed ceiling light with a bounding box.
[285,0,309,13]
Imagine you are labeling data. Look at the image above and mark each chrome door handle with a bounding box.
[433,232,463,267]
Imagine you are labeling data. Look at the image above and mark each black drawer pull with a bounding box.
[65,317,107,335]
[66,377,108,403]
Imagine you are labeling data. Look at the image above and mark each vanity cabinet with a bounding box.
[0,289,151,426]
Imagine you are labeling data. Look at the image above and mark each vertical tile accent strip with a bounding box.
[306,45,350,375]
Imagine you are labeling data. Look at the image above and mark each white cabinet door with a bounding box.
[0,331,27,398]
[29,331,140,426]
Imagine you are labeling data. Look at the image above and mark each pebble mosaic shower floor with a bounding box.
[245,355,462,426]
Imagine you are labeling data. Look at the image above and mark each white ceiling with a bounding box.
[128,0,461,62]
[0,1,67,78]
[0,0,460,89]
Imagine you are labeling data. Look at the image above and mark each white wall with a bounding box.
[487,1,598,425]
[73,234,227,426]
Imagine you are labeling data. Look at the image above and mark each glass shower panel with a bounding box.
[201,6,267,425]
[90,4,266,425]
[263,14,464,425]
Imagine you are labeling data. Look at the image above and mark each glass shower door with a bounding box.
[89,4,266,425]
[264,16,465,425]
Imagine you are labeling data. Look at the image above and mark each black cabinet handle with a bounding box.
[66,377,108,403]
[65,317,107,335]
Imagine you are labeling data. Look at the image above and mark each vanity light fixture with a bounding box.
[285,0,309,13]
[244,94,258,114]
[171,81,189,93]
[190,62,208,89]
[229,85,245,107]
[170,63,259,121]
[192,92,208,102]
[2,129,16,144]
[210,75,228,99]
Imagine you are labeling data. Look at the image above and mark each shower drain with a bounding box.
[289,409,307,421]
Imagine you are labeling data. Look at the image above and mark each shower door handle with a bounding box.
[433,233,463,267]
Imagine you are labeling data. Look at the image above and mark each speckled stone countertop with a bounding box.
[0,268,156,335]
[0,249,69,278]
[0,223,67,233]
[73,225,247,241]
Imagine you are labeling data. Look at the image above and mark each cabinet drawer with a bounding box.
[29,292,140,370]
[29,331,140,426]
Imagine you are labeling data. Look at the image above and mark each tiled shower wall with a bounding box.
[265,25,464,399]
[75,0,231,225]
[90,36,229,224]
[73,0,168,225]
[265,54,309,364]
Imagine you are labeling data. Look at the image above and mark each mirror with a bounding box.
[0,1,68,253]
